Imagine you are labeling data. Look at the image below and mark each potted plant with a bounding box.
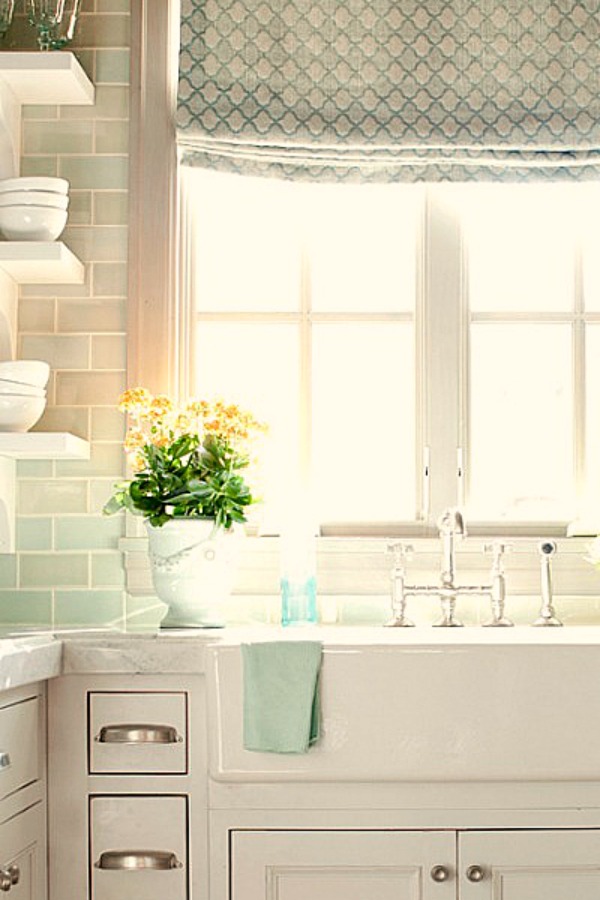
[104,388,266,628]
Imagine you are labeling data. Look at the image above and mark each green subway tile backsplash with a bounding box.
[19,480,88,516]
[19,335,90,369]
[0,557,17,589]
[59,155,129,190]
[92,263,128,297]
[22,119,94,155]
[55,515,124,551]
[57,297,126,332]
[54,589,125,626]
[92,335,126,369]
[91,408,126,442]
[18,298,55,333]
[95,48,130,84]
[92,552,126,587]
[67,191,93,226]
[20,554,89,588]
[16,518,53,552]
[21,156,58,177]
[0,591,52,627]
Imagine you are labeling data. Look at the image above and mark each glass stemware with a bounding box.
[27,0,83,51]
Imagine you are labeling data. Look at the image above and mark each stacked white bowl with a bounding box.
[0,361,49,432]
[0,177,69,241]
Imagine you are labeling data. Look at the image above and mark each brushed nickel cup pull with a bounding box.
[6,867,18,887]
[430,865,451,882]
[0,752,10,771]
[95,724,182,744]
[95,850,183,871]
[466,865,486,883]
[0,870,11,892]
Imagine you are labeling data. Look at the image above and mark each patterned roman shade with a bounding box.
[177,0,600,181]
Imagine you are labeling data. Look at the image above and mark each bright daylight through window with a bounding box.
[185,169,600,535]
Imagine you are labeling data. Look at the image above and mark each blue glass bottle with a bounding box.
[280,525,318,626]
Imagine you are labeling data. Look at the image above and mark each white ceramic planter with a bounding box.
[145,519,242,628]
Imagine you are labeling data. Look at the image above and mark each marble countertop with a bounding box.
[4,624,600,692]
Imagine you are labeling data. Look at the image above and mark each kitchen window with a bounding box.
[182,170,600,535]
[128,2,600,541]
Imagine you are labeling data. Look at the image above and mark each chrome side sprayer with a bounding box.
[533,540,562,626]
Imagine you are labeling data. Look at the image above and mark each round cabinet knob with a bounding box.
[6,867,19,887]
[0,870,11,892]
[431,865,451,882]
[466,864,486,883]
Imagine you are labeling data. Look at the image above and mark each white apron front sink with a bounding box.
[207,627,600,783]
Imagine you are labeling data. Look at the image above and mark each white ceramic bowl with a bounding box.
[0,361,50,388]
[0,176,69,195]
[0,379,45,397]
[0,205,68,241]
[0,394,46,432]
[0,191,69,210]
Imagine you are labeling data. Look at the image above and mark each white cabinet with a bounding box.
[459,829,600,899]
[231,830,455,900]
[48,673,208,900]
[0,684,47,900]
[231,828,600,900]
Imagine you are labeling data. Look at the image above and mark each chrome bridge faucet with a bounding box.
[386,507,513,628]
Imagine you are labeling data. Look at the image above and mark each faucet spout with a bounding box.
[437,507,465,589]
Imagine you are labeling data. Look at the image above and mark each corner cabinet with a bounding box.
[232,829,600,900]
[0,51,94,552]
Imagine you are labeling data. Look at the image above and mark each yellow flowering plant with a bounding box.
[103,388,266,529]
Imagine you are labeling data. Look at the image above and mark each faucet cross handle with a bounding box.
[385,541,415,628]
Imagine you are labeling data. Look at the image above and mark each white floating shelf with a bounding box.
[0,241,84,283]
[0,51,94,105]
[0,431,90,459]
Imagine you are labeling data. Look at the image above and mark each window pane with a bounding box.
[462,184,576,313]
[189,170,301,312]
[312,323,415,521]
[468,324,574,520]
[195,323,300,524]
[582,185,600,310]
[585,326,600,509]
[307,183,420,313]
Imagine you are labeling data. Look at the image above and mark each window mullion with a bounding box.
[423,187,463,523]
[300,245,312,494]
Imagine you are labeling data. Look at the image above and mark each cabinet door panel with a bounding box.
[0,802,45,900]
[0,696,39,800]
[460,829,600,900]
[232,830,456,900]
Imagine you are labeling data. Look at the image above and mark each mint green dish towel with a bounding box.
[242,641,322,753]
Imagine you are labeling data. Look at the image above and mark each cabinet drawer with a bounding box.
[0,697,40,801]
[89,692,187,774]
[90,796,187,900]
[0,802,45,900]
